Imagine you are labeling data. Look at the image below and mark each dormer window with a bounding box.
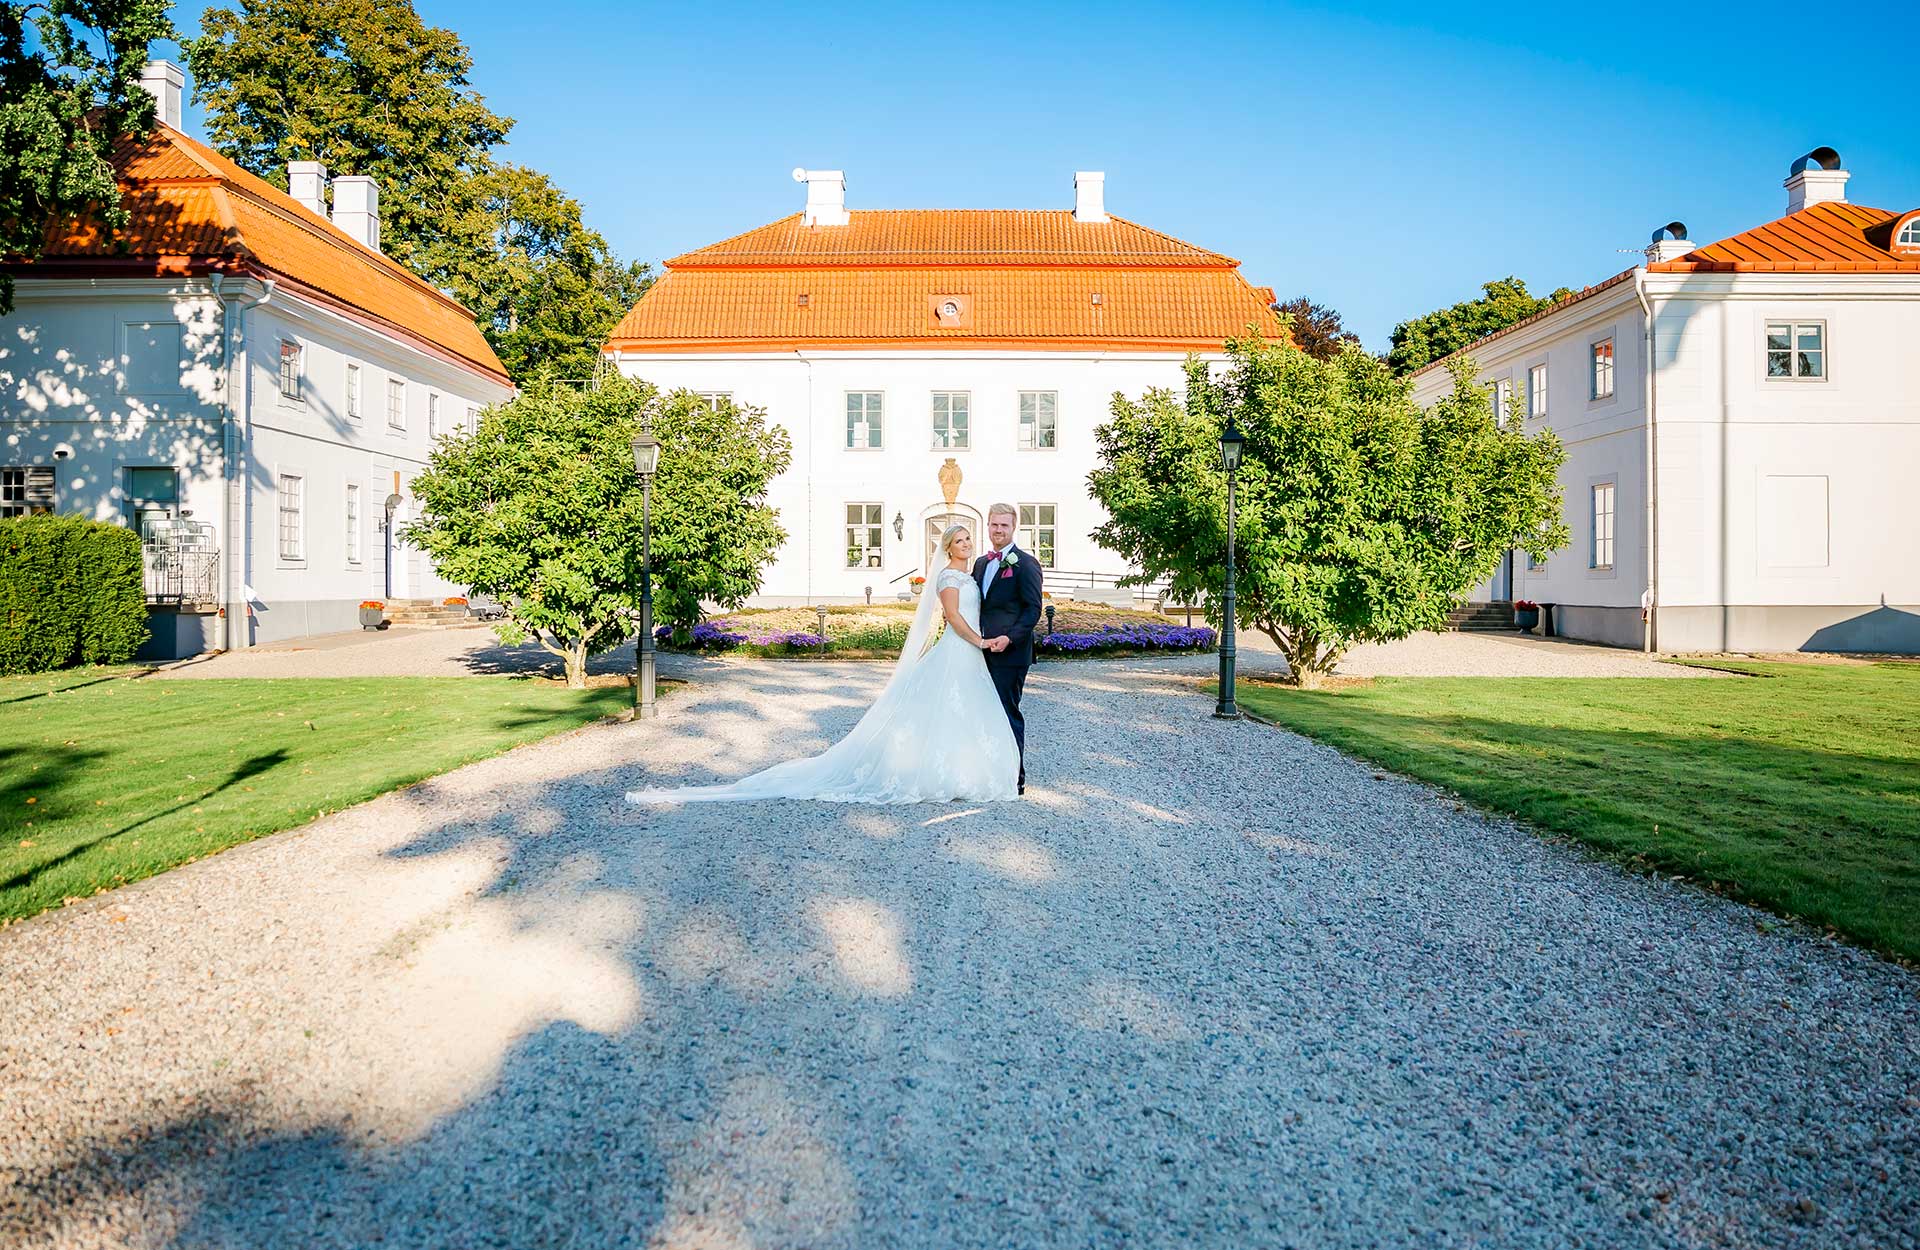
[1896,212,1920,252]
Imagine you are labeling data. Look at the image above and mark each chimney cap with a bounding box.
[1649,221,1688,244]
[1790,146,1843,176]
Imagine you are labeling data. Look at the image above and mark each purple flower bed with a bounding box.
[657,620,827,652]
[1038,624,1217,655]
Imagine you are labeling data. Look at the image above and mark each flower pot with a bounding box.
[910,583,924,596]
[359,607,386,630]
[1513,607,1540,632]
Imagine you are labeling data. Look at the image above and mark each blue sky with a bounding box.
[160,2,1918,350]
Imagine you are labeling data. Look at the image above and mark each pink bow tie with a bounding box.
[989,549,1006,559]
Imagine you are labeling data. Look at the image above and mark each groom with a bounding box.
[974,502,1044,794]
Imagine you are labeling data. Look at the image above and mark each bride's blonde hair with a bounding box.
[940,524,971,557]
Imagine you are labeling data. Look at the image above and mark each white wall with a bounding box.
[1410,269,1920,652]
[1,277,511,652]
[612,350,1205,603]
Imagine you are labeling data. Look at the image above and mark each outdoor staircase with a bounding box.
[1447,601,1516,633]
[381,598,472,628]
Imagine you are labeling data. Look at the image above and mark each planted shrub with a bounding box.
[0,514,150,674]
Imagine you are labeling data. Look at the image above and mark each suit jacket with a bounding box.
[973,544,1044,670]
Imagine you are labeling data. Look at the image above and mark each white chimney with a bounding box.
[1785,147,1849,214]
[792,168,848,227]
[139,60,184,130]
[331,175,380,251]
[1645,221,1692,264]
[287,161,328,218]
[1073,171,1107,223]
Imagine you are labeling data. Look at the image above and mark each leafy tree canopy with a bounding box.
[1089,334,1569,686]
[1385,277,1575,376]
[405,377,792,687]
[0,0,172,313]
[185,0,508,284]
[1273,296,1361,361]
[186,0,648,382]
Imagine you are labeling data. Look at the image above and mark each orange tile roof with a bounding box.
[611,209,1280,353]
[20,124,507,384]
[1650,201,1920,273]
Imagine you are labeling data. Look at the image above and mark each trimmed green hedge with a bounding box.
[0,514,150,674]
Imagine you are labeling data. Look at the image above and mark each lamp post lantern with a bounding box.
[630,425,661,720]
[1215,420,1245,719]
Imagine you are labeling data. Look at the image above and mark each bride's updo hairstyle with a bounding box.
[940,524,971,557]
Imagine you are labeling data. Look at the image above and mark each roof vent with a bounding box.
[1073,171,1107,223]
[1785,147,1848,214]
[792,168,848,227]
[1645,221,1691,264]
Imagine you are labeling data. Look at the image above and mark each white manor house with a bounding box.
[1412,147,1920,654]
[604,168,1283,604]
[0,63,513,658]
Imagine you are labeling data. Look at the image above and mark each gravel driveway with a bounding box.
[2,656,1912,1248]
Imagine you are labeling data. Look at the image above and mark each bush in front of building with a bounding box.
[0,514,149,674]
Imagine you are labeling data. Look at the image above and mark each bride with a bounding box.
[626,524,1021,805]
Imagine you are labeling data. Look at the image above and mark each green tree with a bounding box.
[1089,334,1568,687]
[0,0,172,313]
[1273,296,1361,361]
[1385,277,1575,376]
[184,0,509,291]
[457,163,654,382]
[405,377,792,688]
[185,0,651,383]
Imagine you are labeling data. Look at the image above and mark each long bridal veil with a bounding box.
[625,564,1016,805]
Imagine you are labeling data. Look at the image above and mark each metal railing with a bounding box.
[142,520,220,605]
[1042,568,1178,607]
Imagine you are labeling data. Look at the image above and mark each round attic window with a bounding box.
[1896,212,1920,252]
[940,300,961,319]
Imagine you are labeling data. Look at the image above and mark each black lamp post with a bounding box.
[630,424,661,720]
[1215,420,1245,719]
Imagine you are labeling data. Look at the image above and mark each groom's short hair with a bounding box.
[988,502,1017,521]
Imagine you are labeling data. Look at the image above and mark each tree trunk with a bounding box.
[563,646,587,689]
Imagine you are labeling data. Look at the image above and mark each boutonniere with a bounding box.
[1003,551,1020,567]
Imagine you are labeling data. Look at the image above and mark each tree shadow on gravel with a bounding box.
[11,662,1920,1248]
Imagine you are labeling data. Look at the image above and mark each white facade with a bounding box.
[1412,226,1920,653]
[1,276,509,655]
[611,349,1211,604]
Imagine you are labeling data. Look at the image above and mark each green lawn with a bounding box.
[1235,660,1920,961]
[1,670,632,924]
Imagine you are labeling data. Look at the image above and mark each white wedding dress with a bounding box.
[626,567,1020,805]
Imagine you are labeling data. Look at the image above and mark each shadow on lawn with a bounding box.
[0,748,290,895]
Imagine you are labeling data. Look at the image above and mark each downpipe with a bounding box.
[1634,268,1659,654]
[220,275,274,652]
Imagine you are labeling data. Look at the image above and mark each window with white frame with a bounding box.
[277,339,303,402]
[467,404,480,432]
[428,392,441,437]
[1492,378,1513,421]
[1590,483,1615,570]
[693,391,730,411]
[1527,550,1547,572]
[845,502,884,567]
[386,377,406,429]
[1528,363,1548,420]
[345,483,362,564]
[277,473,304,561]
[1018,503,1057,568]
[346,363,362,421]
[1900,217,1920,248]
[1018,391,1058,449]
[931,391,970,450]
[1,466,54,518]
[1765,322,1825,379]
[846,392,883,449]
[1590,338,1615,399]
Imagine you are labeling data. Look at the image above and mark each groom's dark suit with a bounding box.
[972,543,1044,790]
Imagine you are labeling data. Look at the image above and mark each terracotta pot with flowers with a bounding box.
[359,600,386,630]
[443,596,469,616]
[1513,599,1540,632]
